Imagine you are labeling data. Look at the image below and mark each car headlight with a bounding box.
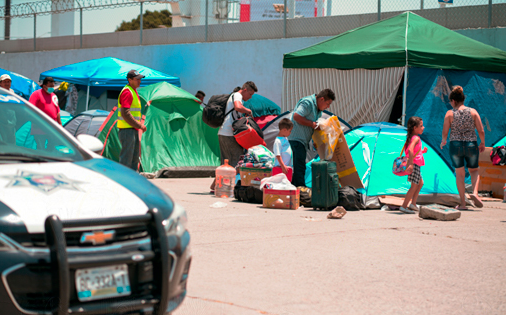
[162,203,188,235]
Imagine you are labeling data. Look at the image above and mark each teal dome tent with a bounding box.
[306,122,462,207]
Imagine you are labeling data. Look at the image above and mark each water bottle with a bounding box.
[215,159,236,198]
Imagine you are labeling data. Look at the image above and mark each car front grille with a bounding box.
[12,225,149,248]
[5,264,55,312]
[65,225,149,247]
[6,259,160,314]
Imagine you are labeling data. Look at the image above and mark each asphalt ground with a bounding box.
[150,178,506,315]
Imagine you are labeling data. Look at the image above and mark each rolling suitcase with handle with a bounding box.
[311,161,339,210]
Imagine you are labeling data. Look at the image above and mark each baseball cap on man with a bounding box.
[42,77,55,86]
[0,74,11,82]
[127,70,145,79]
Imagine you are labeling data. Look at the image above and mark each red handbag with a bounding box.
[232,117,266,149]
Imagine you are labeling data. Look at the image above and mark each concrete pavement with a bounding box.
[151,178,506,315]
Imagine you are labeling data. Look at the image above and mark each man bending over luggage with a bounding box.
[288,88,335,187]
[210,81,257,193]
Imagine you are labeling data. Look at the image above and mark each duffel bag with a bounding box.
[232,116,266,149]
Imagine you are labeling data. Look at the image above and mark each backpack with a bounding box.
[232,117,266,149]
[490,146,506,166]
[202,93,234,128]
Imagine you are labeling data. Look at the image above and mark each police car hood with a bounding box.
[0,162,150,234]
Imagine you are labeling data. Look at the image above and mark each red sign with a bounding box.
[240,0,251,22]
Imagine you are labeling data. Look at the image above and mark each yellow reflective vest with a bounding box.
[117,85,141,129]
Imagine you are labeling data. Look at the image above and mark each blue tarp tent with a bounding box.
[39,57,180,112]
[0,68,40,99]
[60,110,73,125]
[244,94,281,117]
[305,122,463,207]
[492,134,506,147]
[406,68,506,168]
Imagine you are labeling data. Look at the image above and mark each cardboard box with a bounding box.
[478,147,505,199]
[263,188,300,210]
[329,132,364,189]
[239,167,272,187]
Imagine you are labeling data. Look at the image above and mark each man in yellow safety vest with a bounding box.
[117,70,147,171]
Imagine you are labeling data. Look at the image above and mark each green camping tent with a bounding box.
[99,82,220,177]
[282,11,506,168]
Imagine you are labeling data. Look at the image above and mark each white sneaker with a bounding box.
[399,207,415,214]
[409,204,419,211]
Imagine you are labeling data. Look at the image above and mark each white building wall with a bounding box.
[51,1,75,37]
[0,28,504,110]
[0,36,327,108]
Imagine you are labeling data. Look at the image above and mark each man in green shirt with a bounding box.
[288,89,335,187]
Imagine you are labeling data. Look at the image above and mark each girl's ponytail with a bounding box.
[405,117,423,150]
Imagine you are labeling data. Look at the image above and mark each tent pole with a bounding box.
[140,1,143,45]
[401,67,408,126]
[86,85,90,111]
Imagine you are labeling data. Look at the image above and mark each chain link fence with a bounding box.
[1,0,505,51]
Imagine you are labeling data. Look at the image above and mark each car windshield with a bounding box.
[0,91,86,163]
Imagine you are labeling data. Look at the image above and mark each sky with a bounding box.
[0,0,502,40]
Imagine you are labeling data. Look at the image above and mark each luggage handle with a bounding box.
[315,174,320,192]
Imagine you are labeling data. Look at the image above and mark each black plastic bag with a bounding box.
[234,180,262,204]
[336,186,365,210]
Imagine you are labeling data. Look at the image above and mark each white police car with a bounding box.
[0,88,191,314]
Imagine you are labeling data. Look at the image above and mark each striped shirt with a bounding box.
[287,94,322,147]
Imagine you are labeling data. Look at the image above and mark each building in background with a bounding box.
[51,0,75,37]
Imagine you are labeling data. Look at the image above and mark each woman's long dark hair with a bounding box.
[405,116,423,150]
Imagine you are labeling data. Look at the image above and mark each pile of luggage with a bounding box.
[234,145,274,204]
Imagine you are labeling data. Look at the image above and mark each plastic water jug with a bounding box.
[215,159,236,198]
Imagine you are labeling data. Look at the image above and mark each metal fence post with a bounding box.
[80,8,83,48]
[488,0,492,28]
[4,0,10,40]
[140,1,143,45]
[284,0,287,38]
[205,0,208,42]
[33,14,36,51]
[377,0,381,21]
[420,0,423,10]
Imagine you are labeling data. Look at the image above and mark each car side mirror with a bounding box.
[77,134,103,154]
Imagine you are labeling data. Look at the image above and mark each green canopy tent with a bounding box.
[283,11,506,168]
[282,11,506,126]
[98,82,220,177]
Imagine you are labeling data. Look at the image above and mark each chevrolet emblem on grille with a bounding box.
[80,230,116,245]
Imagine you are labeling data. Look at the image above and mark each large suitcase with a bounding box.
[311,161,339,210]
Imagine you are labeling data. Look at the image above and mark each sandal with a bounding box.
[469,194,484,208]
[455,205,468,210]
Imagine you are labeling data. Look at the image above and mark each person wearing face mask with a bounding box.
[29,77,62,125]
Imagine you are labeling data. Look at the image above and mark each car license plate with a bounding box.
[75,264,131,302]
